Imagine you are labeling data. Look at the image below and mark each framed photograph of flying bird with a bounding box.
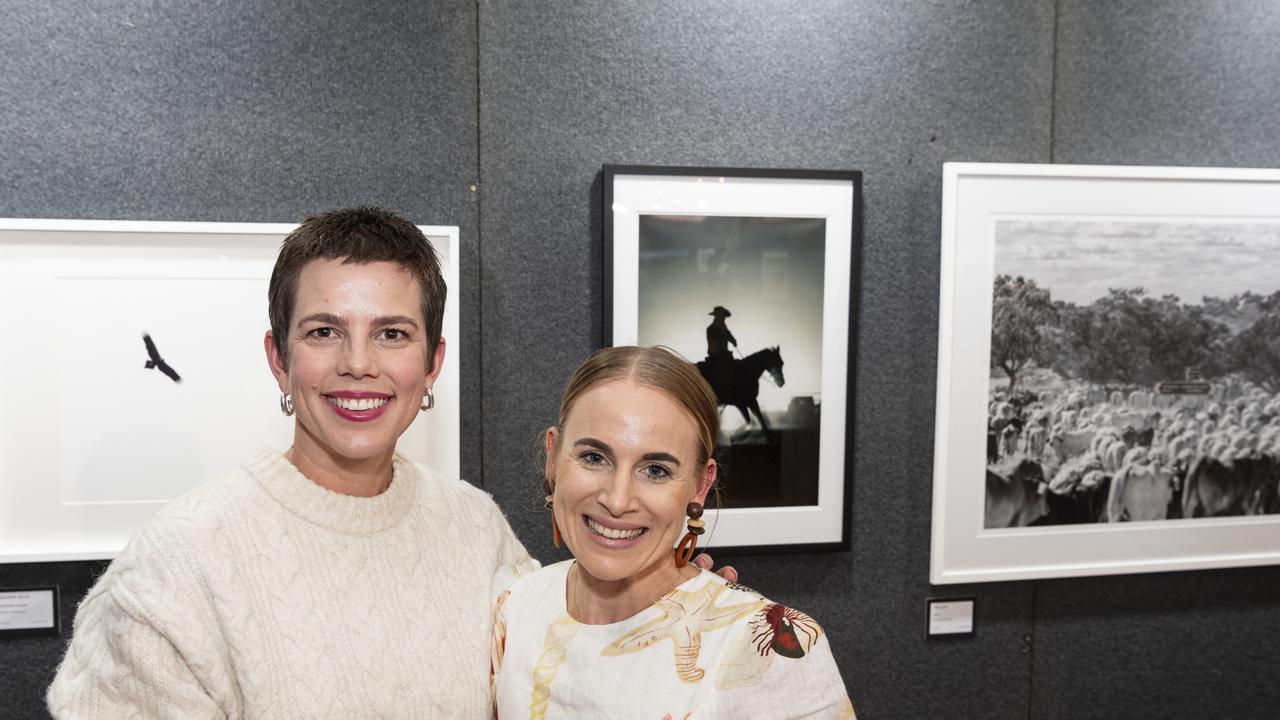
[603,165,861,553]
[0,218,461,563]
[931,163,1280,583]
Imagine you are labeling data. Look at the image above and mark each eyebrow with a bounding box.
[573,437,682,466]
[374,315,420,329]
[296,313,420,329]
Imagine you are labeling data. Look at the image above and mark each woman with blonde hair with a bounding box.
[492,346,853,719]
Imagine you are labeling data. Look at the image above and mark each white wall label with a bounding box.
[0,588,58,636]
[927,597,975,636]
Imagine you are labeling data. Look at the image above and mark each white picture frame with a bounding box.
[931,162,1280,584]
[605,166,860,553]
[0,218,460,563]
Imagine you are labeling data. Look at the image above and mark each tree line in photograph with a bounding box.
[991,275,1280,393]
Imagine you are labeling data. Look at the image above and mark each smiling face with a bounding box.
[265,258,444,482]
[547,380,715,587]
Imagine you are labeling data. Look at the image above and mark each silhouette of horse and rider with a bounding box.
[694,306,785,436]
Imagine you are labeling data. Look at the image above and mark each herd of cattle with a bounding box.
[984,381,1280,528]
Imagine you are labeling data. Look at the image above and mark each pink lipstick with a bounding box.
[324,391,393,423]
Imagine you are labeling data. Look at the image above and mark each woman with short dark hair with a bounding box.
[48,207,535,718]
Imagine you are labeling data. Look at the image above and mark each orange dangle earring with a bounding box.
[674,502,705,567]
[545,494,562,549]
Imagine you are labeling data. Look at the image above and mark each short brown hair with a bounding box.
[267,207,446,371]
[556,346,720,471]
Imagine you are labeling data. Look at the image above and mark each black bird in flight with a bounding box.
[142,334,182,383]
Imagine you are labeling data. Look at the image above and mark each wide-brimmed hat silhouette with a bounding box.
[709,306,732,318]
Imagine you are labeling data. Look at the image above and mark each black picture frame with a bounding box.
[603,164,861,554]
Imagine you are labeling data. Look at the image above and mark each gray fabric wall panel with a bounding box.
[1054,0,1280,167]
[2,0,478,220]
[0,1,479,717]
[1030,568,1280,720]
[0,562,106,720]
[1035,3,1280,718]
[478,2,1054,718]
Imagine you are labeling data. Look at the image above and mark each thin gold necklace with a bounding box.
[567,562,690,622]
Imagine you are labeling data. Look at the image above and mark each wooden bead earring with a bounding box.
[674,501,705,567]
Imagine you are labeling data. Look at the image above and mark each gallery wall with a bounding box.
[2,1,1279,718]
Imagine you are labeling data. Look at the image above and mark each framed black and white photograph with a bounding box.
[604,165,861,553]
[931,163,1280,583]
[0,219,461,563]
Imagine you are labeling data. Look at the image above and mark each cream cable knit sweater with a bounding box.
[47,449,535,719]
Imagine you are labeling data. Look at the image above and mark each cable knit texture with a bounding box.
[47,449,535,719]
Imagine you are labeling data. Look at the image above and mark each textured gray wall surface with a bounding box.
[477,2,1053,718]
[0,1,479,717]
[0,562,106,719]
[1031,568,1280,720]
[1054,0,1280,167]
[4,0,1280,718]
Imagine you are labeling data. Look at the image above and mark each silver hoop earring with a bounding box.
[420,388,435,411]
[280,393,294,416]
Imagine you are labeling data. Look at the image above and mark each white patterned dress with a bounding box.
[492,560,854,720]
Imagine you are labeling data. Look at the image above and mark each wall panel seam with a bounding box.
[1049,0,1062,163]
[1028,580,1039,720]
[472,0,486,488]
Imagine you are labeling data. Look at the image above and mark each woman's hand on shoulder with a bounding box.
[692,552,738,583]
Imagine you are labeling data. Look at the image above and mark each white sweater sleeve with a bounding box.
[454,480,537,600]
[494,505,538,575]
[47,532,233,719]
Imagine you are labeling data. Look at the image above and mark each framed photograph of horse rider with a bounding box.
[931,163,1280,584]
[603,165,861,553]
